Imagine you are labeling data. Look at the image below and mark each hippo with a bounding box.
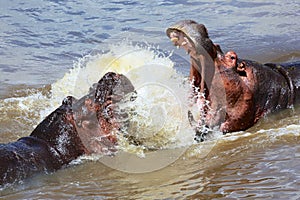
[166,20,300,139]
[0,72,135,186]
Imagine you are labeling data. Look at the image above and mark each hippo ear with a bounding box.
[237,62,246,71]
[61,96,78,114]
[236,61,247,77]
[62,96,77,106]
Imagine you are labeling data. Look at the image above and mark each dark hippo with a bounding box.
[166,20,300,137]
[0,72,135,186]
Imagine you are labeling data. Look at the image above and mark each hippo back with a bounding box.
[0,137,60,186]
[238,59,292,119]
[278,61,300,104]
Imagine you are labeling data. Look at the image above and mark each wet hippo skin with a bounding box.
[0,72,135,186]
[167,20,300,135]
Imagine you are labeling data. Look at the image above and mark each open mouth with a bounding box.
[71,72,136,154]
[167,29,195,56]
[167,28,209,96]
[169,30,188,47]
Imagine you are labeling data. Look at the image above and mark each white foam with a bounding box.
[47,42,194,154]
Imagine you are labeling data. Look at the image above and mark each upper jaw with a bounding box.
[168,30,196,56]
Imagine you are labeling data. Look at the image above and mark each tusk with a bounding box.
[170,37,179,42]
[181,41,187,46]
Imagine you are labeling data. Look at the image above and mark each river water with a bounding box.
[1,0,300,199]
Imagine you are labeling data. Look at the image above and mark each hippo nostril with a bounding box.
[231,56,236,60]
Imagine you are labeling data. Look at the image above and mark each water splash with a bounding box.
[0,42,195,154]
[49,42,194,154]
[0,89,51,141]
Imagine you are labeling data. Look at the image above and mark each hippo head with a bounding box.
[166,20,218,60]
[73,72,135,155]
[166,21,250,134]
[29,72,135,165]
[166,20,220,97]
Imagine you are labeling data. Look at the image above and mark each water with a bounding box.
[1,0,300,199]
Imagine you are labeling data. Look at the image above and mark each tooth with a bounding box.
[171,37,179,42]
[177,45,180,49]
[181,41,187,46]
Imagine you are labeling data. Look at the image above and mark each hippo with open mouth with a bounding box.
[0,72,135,186]
[166,20,300,138]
